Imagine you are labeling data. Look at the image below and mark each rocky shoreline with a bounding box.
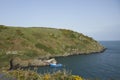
[9,57,57,70]
[49,47,106,58]
[9,48,106,70]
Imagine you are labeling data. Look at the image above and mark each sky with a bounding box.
[0,0,120,41]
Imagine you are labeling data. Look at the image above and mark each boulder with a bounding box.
[9,57,57,70]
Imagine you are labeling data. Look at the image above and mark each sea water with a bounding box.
[37,41,120,80]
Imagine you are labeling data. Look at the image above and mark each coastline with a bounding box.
[49,47,106,58]
[9,47,106,70]
[0,25,106,70]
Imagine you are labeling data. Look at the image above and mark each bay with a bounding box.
[37,41,120,80]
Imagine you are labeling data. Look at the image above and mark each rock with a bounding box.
[29,59,47,67]
[9,57,21,70]
[9,57,57,70]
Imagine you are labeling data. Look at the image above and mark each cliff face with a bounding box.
[0,25,105,59]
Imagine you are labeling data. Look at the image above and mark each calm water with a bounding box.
[37,41,120,80]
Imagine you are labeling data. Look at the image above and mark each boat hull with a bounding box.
[50,63,62,67]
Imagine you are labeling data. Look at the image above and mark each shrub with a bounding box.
[35,43,54,54]
[60,29,77,39]
[2,70,84,80]
[71,75,83,80]
[16,29,24,36]
[0,25,8,32]
[23,50,38,59]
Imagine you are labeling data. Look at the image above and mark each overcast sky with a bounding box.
[0,0,120,41]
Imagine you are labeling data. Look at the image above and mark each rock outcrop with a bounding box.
[9,57,57,70]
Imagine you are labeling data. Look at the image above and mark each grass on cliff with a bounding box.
[1,69,83,80]
[0,25,104,68]
[0,25,104,55]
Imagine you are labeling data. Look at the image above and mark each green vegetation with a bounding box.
[0,25,105,68]
[0,25,105,80]
[1,69,83,80]
[35,43,54,54]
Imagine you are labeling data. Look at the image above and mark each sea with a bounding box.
[37,41,120,80]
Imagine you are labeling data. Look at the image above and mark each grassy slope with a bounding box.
[0,25,104,68]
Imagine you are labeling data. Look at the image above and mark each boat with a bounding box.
[49,63,62,67]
